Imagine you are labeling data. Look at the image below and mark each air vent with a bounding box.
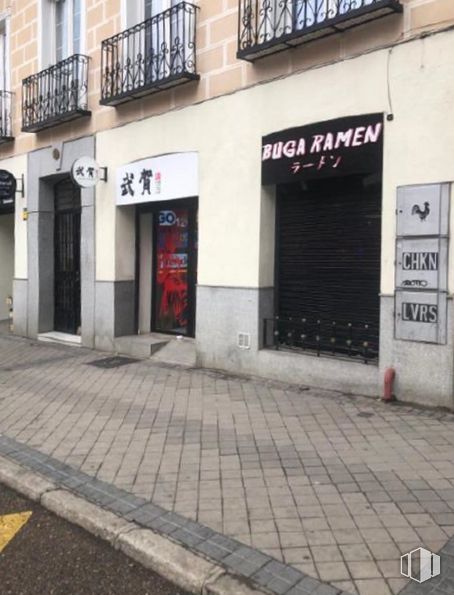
[237,332,251,350]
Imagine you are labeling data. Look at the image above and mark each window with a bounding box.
[40,0,84,67]
[123,0,184,27]
[121,1,190,82]
[0,16,10,91]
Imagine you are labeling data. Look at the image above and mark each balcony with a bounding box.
[238,0,403,61]
[101,2,199,106]
[22,54,91,133]
[0,91,14,144]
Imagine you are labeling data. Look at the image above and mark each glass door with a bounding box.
[152,204,197,336]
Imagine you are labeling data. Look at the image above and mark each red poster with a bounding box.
[155,209,189,334]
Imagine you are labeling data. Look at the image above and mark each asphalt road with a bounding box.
[0,482,190,595]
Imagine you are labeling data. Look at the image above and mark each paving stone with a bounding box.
[252,560,303,594]
[354,578,392,595]
[316,561,350,582]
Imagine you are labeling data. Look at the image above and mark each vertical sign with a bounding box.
[0,169,16,213]
[395,184,449,344]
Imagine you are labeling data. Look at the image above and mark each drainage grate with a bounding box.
[87,356,139,369]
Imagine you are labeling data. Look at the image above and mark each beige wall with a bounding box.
[0,153,28,280]
[0,0,452,160]
[0,213,14,320]
[96,27,454,296]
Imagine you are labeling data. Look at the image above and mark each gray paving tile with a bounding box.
[3,336,454,595]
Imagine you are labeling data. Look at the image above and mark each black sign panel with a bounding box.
[0,169,16,213]
[402,252,438,271]
[262,113,384,185]
[402,302,438,324]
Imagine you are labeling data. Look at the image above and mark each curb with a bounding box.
[0,453,268,595]
[0,432,350,595]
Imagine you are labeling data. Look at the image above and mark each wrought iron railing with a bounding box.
[0,91,14,143]
[263,316,379,363]
[238,0,403,60]
[22,54,91,133]
[101,1,199,106]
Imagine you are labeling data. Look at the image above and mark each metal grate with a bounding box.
[22,54,91,132]
[263,316,378,363]
[54,179,81,336]
[101,2,199,106]
[87,356,139,369]
[237,0,403,61]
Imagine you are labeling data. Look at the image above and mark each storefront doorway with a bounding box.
[262,113,384,362]
[54,178,81,335]
[137,198,198,338]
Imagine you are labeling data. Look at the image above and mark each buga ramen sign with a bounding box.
[262,113,384,185]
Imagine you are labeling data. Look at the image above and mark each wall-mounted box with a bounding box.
[396,237,448,291]
[397,183,450,237]
[395,291,447,344]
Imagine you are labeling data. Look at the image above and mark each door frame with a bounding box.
[136,196,198,338]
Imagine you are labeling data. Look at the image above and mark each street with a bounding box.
[0,482,189,595]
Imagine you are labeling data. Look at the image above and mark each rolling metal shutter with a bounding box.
[276,175,381,357]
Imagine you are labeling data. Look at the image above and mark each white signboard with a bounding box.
[396,183,450,237]
[71,157,101,188]
[116,152,198,206]
[396,238,448,291]
[395,291,447,344]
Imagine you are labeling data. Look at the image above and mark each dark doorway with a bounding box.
[275,174,381,359]
[54,178,81,335]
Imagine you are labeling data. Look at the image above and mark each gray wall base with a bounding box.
[94,281,135,352]
[12,279,28,337]
[379,295,454,409]
[196,285,381,397]
[196,286,454,407]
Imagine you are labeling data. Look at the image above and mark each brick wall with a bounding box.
[0,0,452,158]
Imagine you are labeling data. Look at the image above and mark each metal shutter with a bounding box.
[276,175,381,358]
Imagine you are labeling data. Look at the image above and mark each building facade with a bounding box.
[0,0,453,407]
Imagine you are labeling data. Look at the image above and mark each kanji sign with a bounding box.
[116,152,198,206]
[262,113,384,185]
[71,157,102,188]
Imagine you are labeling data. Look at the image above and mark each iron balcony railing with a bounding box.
[238,0,403,61]
[263,316,379,363]
[101,1,199,106]
[22,54,91,133]
[0,91,14,143]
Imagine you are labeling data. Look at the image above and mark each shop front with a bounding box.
[116,152,198,338]
[262,114,384,364]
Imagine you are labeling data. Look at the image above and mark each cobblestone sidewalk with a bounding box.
[1,334,454,594]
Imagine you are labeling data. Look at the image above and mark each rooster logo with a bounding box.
[412,201,430,221]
